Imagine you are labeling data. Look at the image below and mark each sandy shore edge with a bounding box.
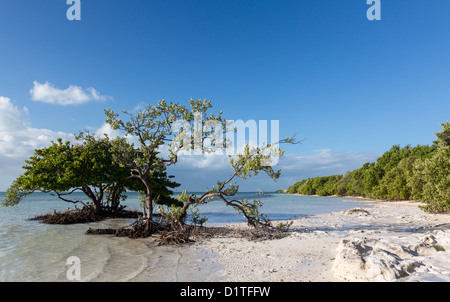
[188,198,450,282]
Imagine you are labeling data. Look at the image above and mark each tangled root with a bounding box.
[30,208,142,225]
[86,219,163,239]
[85,219,291,245]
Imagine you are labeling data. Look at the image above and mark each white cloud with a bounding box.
[0,97,73,190]
[30,81,111,106]
[95,122,123,139]
[0,96,27,131]
[93,122,141,147]
[176,154,230,170]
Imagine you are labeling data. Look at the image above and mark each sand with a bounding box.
[191,199,450,282]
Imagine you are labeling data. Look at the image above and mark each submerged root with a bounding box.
[31,209,103,224]
[30,208,142,225]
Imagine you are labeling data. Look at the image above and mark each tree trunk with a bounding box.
[141,177,153,221]
[82,187,103,214]
[146,189,153,221]
[108,183,124,211]
[178,195,196,223]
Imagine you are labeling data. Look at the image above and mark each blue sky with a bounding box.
[0,0,449,191]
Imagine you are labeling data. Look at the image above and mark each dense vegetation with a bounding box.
[2,134,180,220]
[286,122,450,213]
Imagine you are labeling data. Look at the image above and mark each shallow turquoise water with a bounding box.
[0,192,365,281]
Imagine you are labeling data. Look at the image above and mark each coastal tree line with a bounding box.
[286,122,450,213]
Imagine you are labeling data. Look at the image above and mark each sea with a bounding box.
[0,192,367,282]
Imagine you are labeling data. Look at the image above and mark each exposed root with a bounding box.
[85,218,291,245]
[243,226,290,241]
[86,219,164,239]
[158,230,195,245]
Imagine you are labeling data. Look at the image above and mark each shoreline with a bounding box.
[189,198,450,282]
[288,192,422,204]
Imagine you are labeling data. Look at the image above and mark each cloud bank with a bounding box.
[30,81,111,106]
[0,97,380,192]
[167,149,380,192]
[0,97,73,190]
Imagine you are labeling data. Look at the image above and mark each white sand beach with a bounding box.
[193,199,450,282]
